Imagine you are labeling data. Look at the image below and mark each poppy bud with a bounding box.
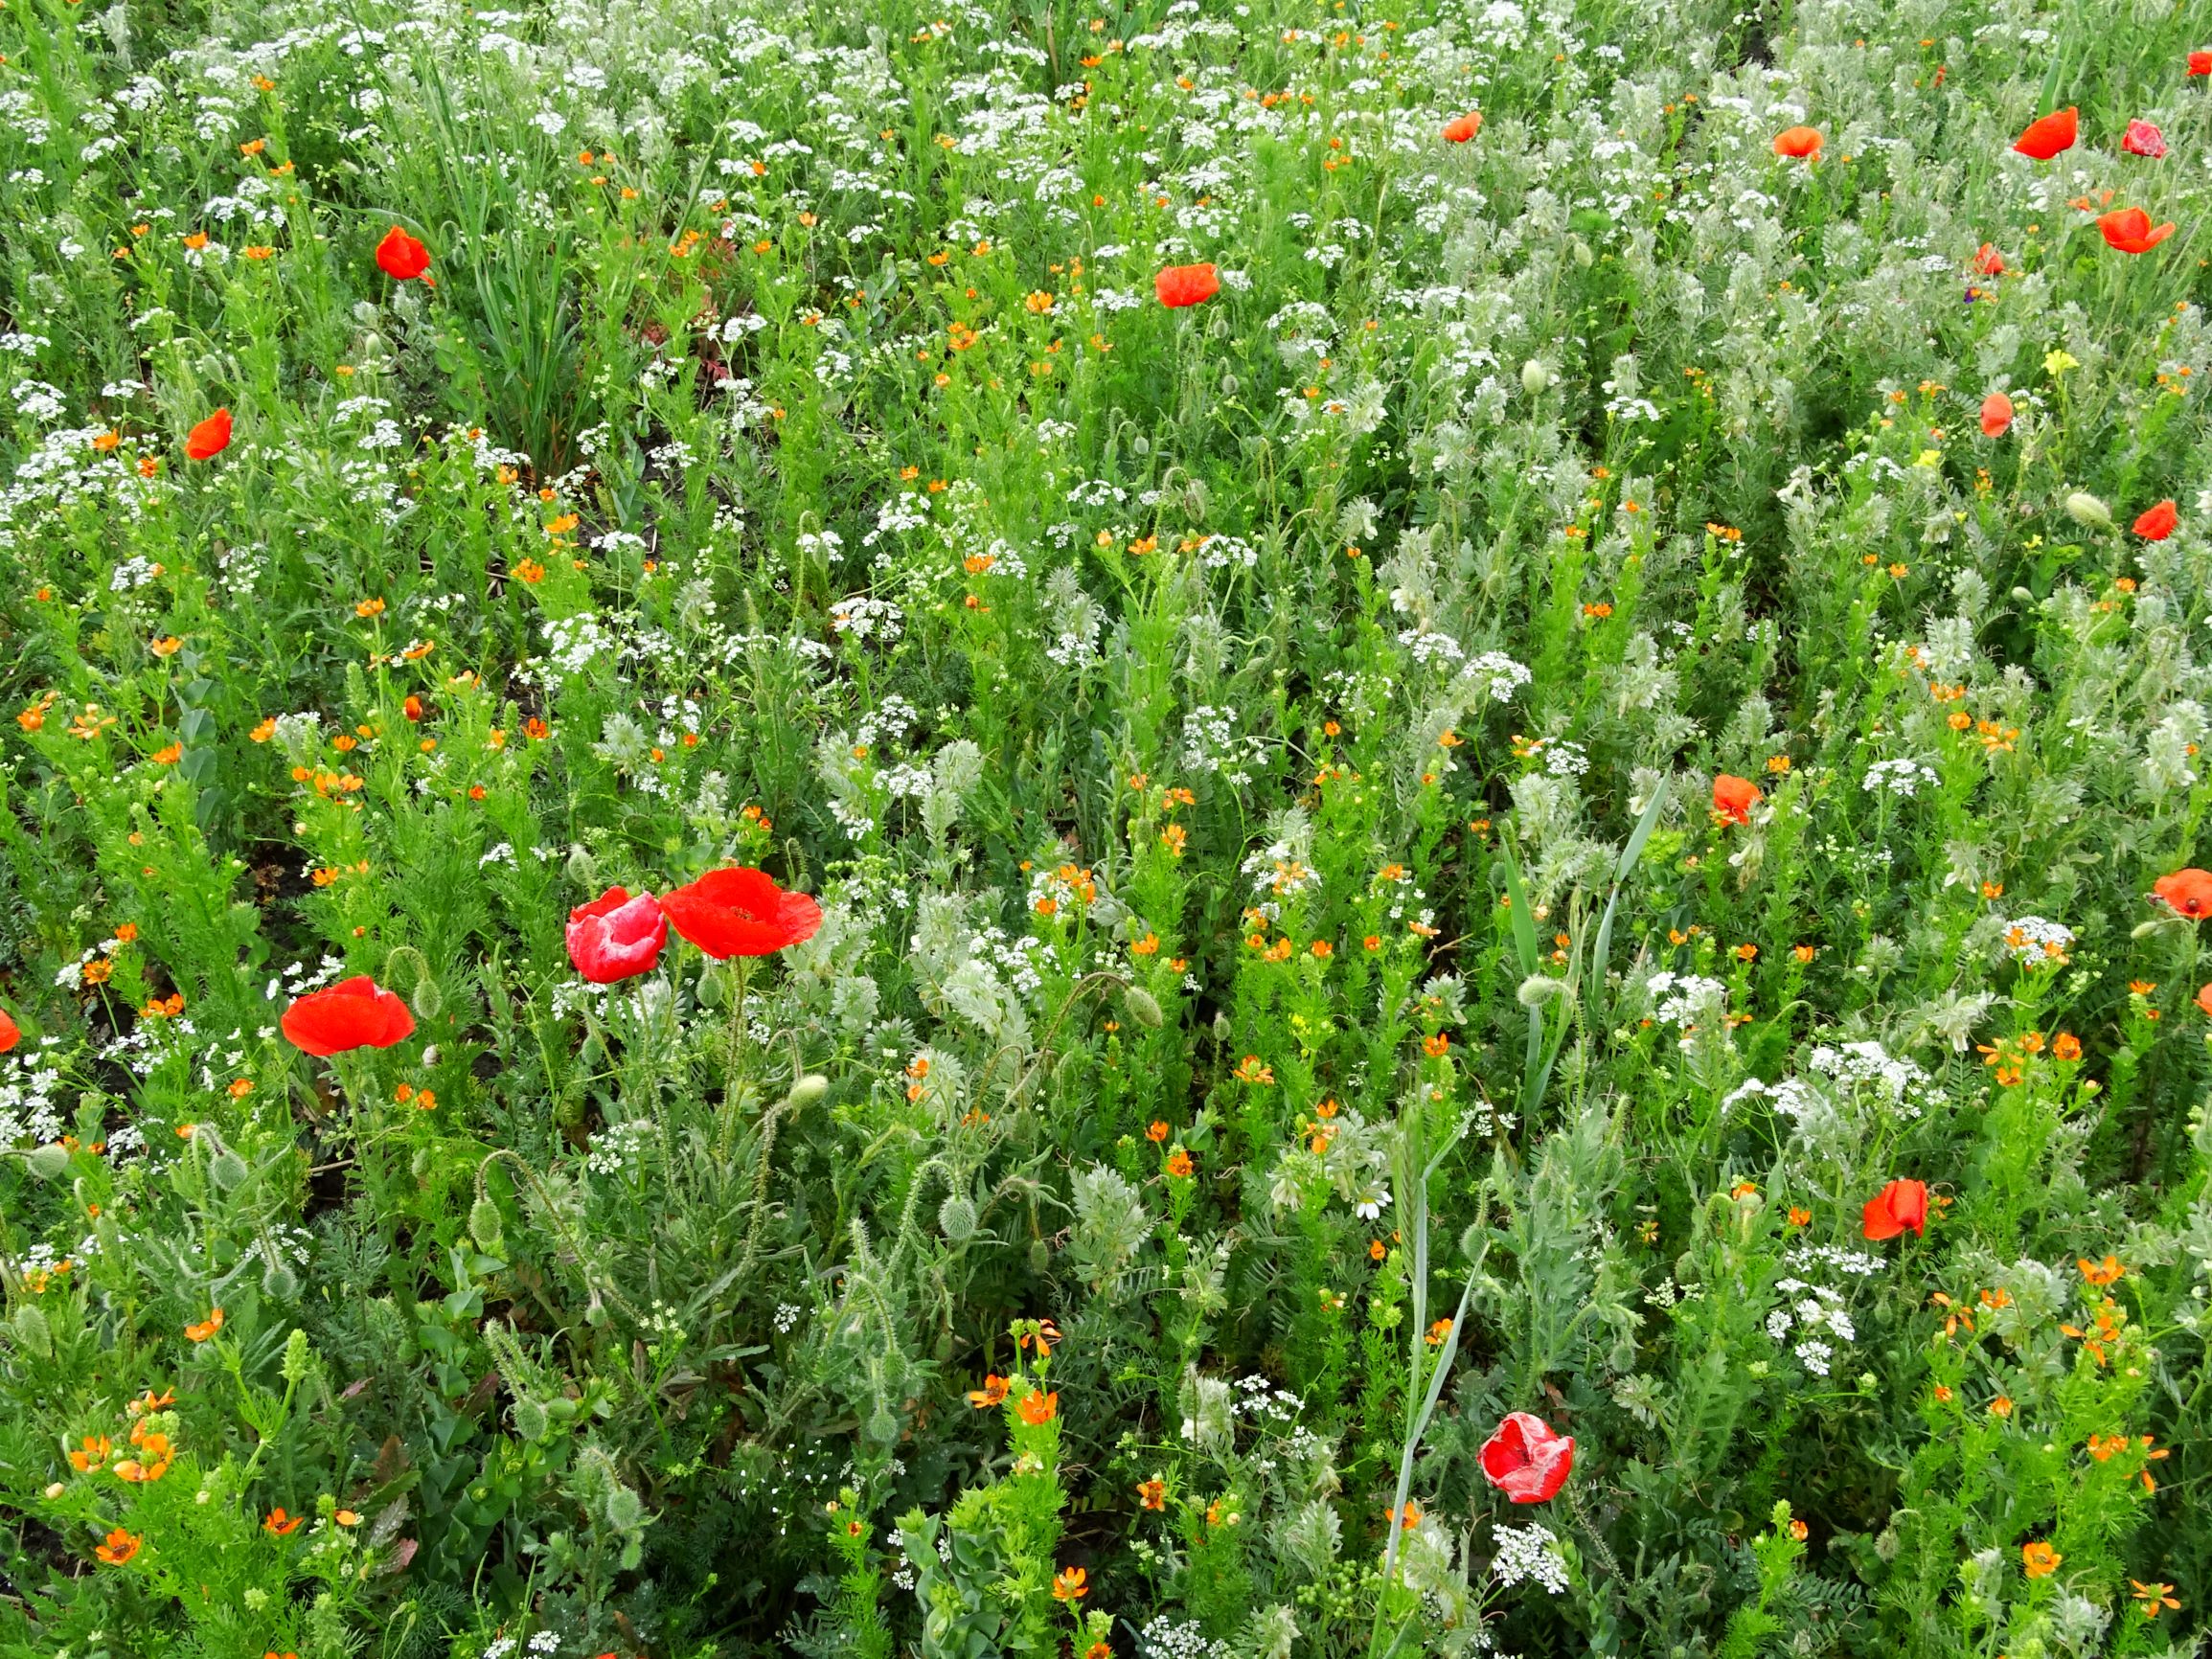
[13,1303,53,1357]
[1516,975,1566,1007]
[1521,359,1554,395]
[938,1193,978,1241]
[513,1396,550,1442]
[1213,1011,1231,1040]
[1028,1238,1053,1273]
[411,976,443,1020]
[1219,371,1239,395]
[411,1148,435,1179]
[2010,586,2035,603]
[402,694,424,722]
[209,1146,250,1191]
[1459,1221,1486,1262]
[865,1406,901,1445]
[564,844,598,887]
[2064,491,2111,529]
[786,1074,830,1108]
[604,1486,646,1532]
[468,1194,504,1253]
[1125,985,1164,1028]
[25,1142,69,1180]
[262,1260,299,1301]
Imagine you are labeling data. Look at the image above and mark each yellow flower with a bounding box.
[2043,349,2079,376]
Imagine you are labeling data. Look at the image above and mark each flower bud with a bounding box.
[2064,491,2111,529]
[11,1304,52,1358]
[25,1142,69,1181]
[938,1193,978,1241]
[1520,359,1554,395]
[262,1260,299,1301]
[468,1194,505,1255]
[866,1405,901,1444]
[604,1485,646,1532]
[1125,986,1164,1029]
[1516,975,1567,1007]
[282,1327,313,1382]
[209,1146,250,1191]
[513,1396,550,1442]
[786,1074,830,1109]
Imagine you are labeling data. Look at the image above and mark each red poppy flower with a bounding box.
[2198,982,2212,1019]
[2011,107,2077,159]
[1480,1412,1575,1504]
[2132,499,2178,540]
[1154,262,1219,308]
[375,225,431,281]
[567,886,669,983]
[1861,1178,1928,1241]
[2097,207,2177,254]
[2192,51,2212,77]
[658,867,823,959]
[185,409,232,461]
[1972,242,2005,277]
[0,1008,16,1054]
[281,976,416,1057]
[1771,125,1822,159]
[1979,392,2014,437]
[2122,119,2167,159]
[1712,773,1761,826]
[1441,111,1482,143]
[2153,868,2212,918]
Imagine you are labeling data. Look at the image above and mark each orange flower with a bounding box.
[1052,1565,1088,1601]
[68,1434,112,1472]
[1979,392,2013,437]
[1771,125,1822,159]
[95,1528,141,1565]
[1153,262,1218,307]
[2097,207,2177,254]
[184,408,232,461]
[1989,1395,2012,1417]
[2052,1033,2081,1061]
[1146,1121,1170,1143]
[1441,110,1482,143]
[2012,107,2077,159]
[2078,1254,2124,1286]
[184,1307,224,1342]
[1137,1475,1166,1511]
[2133,500,2179,541]
[967,1375,1010,1409]
[1165,1148,1195,1179]
[264,1507,305,1535]
[1422,1032,1450,1057]
[2020,1541,2062,1579]
[1018,1389,1060,1425]
[2196,982,2212,1019]
[1712,773,1761,825]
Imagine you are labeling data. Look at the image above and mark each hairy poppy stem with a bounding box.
[717,957,753,1165]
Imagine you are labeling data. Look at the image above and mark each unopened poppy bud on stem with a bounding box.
[2064,491,2111,529]
[1125,985,1164,1028]
[786,1073,830,1108]
[1516,975,1567,1007]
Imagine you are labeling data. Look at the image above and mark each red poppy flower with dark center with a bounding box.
[2153,868,2212,918]
[0,1007,17,1053]
[2097,207,2177,253]
[2011,107,2077,160]
[1712,773,1761,826]
[2132,499,2178,541]
[1480,1412,1575,1503]
[1861,1178,1928,1240]
[2192,51,2212,77]
[185,409,232,461]
[281,976,416,1057]
[1154,262,1219,308]
[2122,119,2167,158]
[1771,125,1822,159]
[1442,111,1482,143]
[658,867,823,959]
[376,225,431,281]
[567,886,669,983]
[1979,392,2014,437]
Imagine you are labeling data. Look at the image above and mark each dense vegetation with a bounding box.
[2,0,2211,1655]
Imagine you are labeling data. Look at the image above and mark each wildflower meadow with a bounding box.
[5,0,2212,1654]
